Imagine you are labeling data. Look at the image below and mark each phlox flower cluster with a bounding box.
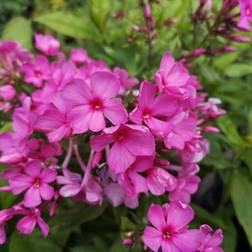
[0,33,225,251]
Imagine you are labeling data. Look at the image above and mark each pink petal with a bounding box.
[16,216,36,234]
[142,226,162,252]
[59,184,81,197]
[69,105,91,134]
[48,125,71,143]
[104,183,125,207]
[108,143,135,173]
[173,229,202,252]
[0,226,6,245]
[61,79,92,105]
[89,110,106,132]
[90,134,114,152]
[152,94,178,116]
[40,183,54,201]
[41,168,57,183]
[103,98,128,125]
[148,204,166,230]
[161,240,181,252]
[132,156,154,172]
[9,175,32,194]
[24,187,42,208]
[128,171,147,194]
[159,51,175,73]
[90,71,119,99]
[37,217,49,237]
[138,81,156,108]
[129,107,143,124]
[24,160,41,178]
[166,201,194,230]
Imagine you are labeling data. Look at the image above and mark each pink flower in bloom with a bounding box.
[142,202,202,252]
[19,55,51,87]
[9,160,57,208]
[199,225,224,252]
[169,164,200,204]
[238,0,252,31]
[164,113,197,150]
[35,33,60,56]
[155,51,190,94]
[90,124,155,173]
[0,85,16,101]
[70,48,90,65]
[17,208,49,237]
[130,81,178,136]
[35,99,73,143]
[61,72,128,133]
[113,67,139,94]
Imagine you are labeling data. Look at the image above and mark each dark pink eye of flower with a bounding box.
[163,229,172,240]
[114,129,127,142]
[90,98,104,110]
[246,7,251,16]
[33,178,41,188]
[142,108,152,119]
[34,69,42,77]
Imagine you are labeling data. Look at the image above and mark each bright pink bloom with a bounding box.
[70,48,90,65]
[16,208,49,237]
[130,81,178,136]
[61,72,128,133]
[238,0,252,31]
[142,202,202,252]
[164,113,197,150]
[199,225,224,252]
[35,100,73,143]
[0,209,14,244]
[155,51,190,93]
[0,85,16,101]
[9,160,57,208]
[35,33,60,56]
[113,67,139,94]
[169,164,200,204]
[91,124,155,173]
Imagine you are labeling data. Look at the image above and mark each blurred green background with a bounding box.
[1,0,252,251]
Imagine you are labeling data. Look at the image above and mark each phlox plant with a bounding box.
[0,0,251,251]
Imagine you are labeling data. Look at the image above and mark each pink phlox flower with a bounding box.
[238,0,252,31]
[90,124,155,173]
[199,225,224,252]
[16,207,49,237]
[164,113,197,150]
[155,51,190,94]
[70,48,90,65]
[169,164,200,204]
[0,85,16,101]
[142,202,202,252]
[130,81,178,136]
[9,160,57,208]
[35,33,60,56]
[61,72,128,134]
[113,67,139,94]
[19,55,51,87]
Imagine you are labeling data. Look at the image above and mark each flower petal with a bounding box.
[40,183,54,201]
[24,187,42,208]
[142,226,162,252]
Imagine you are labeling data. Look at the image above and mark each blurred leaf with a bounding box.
[0,122,12,134]
[224,64,252,77]
[9,231,61,252]
[241,148,252,177]
[248,107,252,134]
[213,52,239,70]
[90,0,111,33]
[217,116,245,146]
[222,219,237,252]
[231,170,252,247]
[34,12,101,42]
[2,17,32,49]
[109,239,128,252]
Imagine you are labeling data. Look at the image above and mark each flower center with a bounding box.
[90,98,103,110]
[142,108,152,119]
[163,230,171,240]
[114,129,127,142]
[33,178,41,188]
[34,69,42,77]
[246,7,251,16]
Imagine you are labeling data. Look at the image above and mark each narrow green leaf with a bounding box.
[231,170,252,247]
[90,0,111,32]
[2,17,32,49]
[217,116,245,146]
[224,64,252,77]
[34,12,101,42]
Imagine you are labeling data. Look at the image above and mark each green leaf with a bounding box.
[2,17,32,49]
[0,122,12,134]
[9,231,61,252]
[217,116,245,146]
[213,52,239,70]
[222,219,237,252]
[90,0,111,32]
[224,64,252,77]
[34,12,101,42]
[241,148,252,177]
[231,170,252,247]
